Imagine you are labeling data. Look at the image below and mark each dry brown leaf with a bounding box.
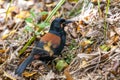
[76,26,81,33]
[101,54,109,60]
[41,14,48,21]
[112,35,119,43]
[79,39,93,48]
[0,57,3,64]
[80,30,87,37]
[86,48,92,53]
[0,55,9,64]
[23,71,37,77]
[110,35,119,44]
[84,16,90,21]
[64,68,73,80]
[0,49,5,53]
[110,60,120,75]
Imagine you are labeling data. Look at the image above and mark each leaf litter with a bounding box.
[0,0,120,80]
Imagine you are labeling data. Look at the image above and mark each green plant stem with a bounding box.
[44,0,66,23]
[103,0,110,39]
[18,0,66,56]
[5,0,13,22]
[97,0,101,16]
[18,35,36,56]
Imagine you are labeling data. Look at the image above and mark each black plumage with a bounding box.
[15,18,72,76]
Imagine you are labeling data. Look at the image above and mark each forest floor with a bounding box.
[0,0,120,80]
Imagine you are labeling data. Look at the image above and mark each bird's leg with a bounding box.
[34,54,41,59]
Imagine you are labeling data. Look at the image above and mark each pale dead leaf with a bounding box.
[77,52,99,59]
[45,0,53,4]
[17,0,34,9]
[114,27,120,36]
[86,29,103,38]
[81,59,88,68]
[15,11,30,19]
[1,29,9,36]
[1,34,9,40]
[42,71,55,80]
[0,9,6,13]
[0,0,4,3]
[2,30,16,40]
[110,30,116,37]
[63,2,73,10]
[7,6,17,14]
[3,71,16,80]
[46,2,56,7]
[9,30,16,35]
[91,0,106,3]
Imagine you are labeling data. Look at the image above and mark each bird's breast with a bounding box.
[41,33,61,48]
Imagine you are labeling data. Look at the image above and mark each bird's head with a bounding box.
[50,18,72,32]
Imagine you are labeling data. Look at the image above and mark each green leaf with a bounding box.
[68,40,76,50]
[37,22,50,29]
[56,60,68,71]
[39,11,48,16]
[100,44,110,51]
[68,0,79,3]
[24,25,33,32]
[35,31,41,35]
[44,0,66,23]
[18,0,66,56]
[30,9,36,18]
[25,17,33,23]
[65,54,74,64]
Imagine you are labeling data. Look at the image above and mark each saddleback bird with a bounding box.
[15,18,72,76]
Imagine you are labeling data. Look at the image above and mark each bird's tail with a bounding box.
[15,55,34,76]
